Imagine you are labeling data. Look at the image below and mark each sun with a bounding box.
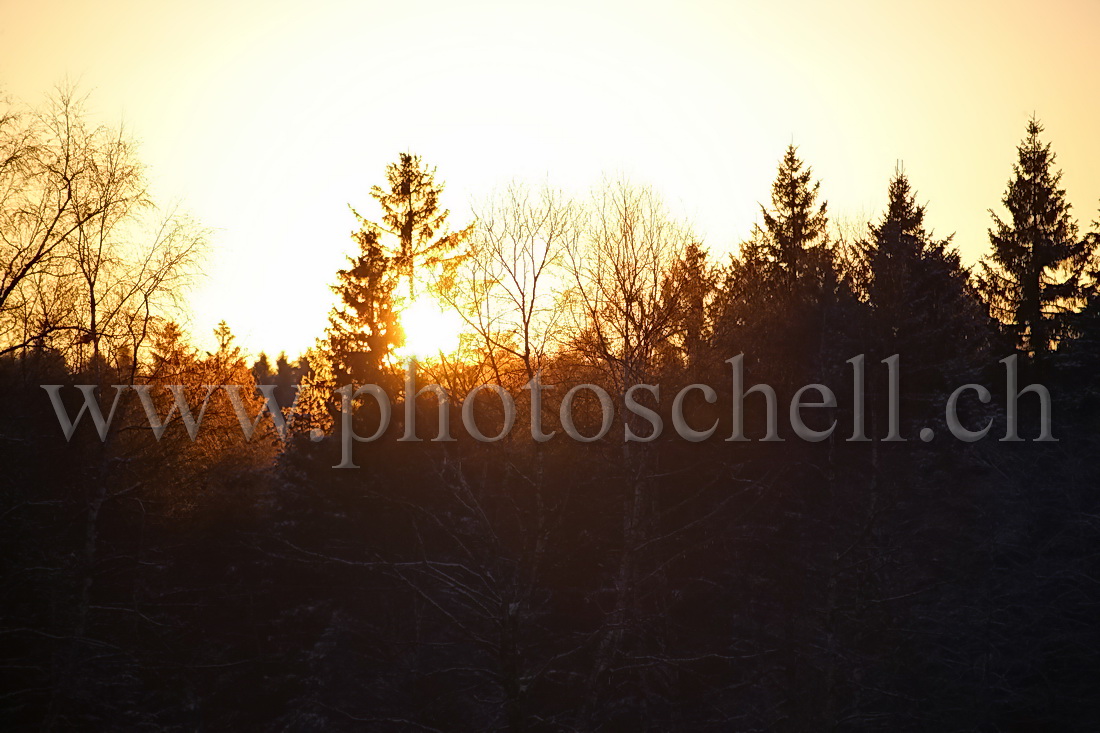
[397,296,464,359]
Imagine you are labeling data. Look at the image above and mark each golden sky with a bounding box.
[2,0,1098,358]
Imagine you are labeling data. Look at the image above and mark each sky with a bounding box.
[2,0,1098,358]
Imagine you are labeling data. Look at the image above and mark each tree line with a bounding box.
[3,88,1100,730]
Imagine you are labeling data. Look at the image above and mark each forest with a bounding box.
[2,87,1100,731]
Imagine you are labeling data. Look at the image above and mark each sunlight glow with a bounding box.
[397,296,464,359]
[5,0,1098,358]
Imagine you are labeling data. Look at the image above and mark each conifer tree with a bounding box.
[323,227,401,386]
[1061,205,1100,395]
[712,145,837,391]
[666,241,714,378]
[757,144,832,296]
[979,119,1087,359]
[361,152,472,299]
[860,170,990,420]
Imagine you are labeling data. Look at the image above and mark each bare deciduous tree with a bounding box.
[446,183,578,384]
[564,180,694,391]
[0,86,205,374]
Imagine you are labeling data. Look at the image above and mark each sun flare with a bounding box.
[397,296,464,359]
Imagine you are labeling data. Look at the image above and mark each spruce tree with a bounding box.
[979,119,1087,359]
[758,144,832,296]
[861,170,990,421]
[1060,205,1100,396]
[665,241,715,380]
[363,152,472,299]
[712,145,836,391]
[323,227,401,386]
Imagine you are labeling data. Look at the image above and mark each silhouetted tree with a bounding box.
[665,241,716,381]
[362,152,472,299]
[860,169,992,422]
[448,183,578,382]
[756,144,832,296]
[252,351,273,383]
[978,119,1088,359]
[713,144,839,394]
[0,87,205,372]
[322,228,401,387]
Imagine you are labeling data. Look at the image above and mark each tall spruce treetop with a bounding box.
[862,170,989,379]
[363,152,472,299]
[320,153,469,387]
[712,146,836,391]
[757,144,831,295]
[979,119,1086,359]
[866,170,951,316]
